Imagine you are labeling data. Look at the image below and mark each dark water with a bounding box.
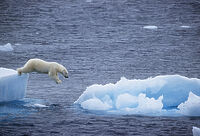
[0,0,200,135]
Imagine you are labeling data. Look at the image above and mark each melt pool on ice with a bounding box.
[0,68,29,102]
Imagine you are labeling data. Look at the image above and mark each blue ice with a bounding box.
[0,68,29,102]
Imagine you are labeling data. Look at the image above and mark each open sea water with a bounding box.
[0,0,200,135]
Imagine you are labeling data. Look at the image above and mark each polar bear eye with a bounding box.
[62,70,67,75]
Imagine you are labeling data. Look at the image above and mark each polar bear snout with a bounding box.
[62,69,68,78]
[64,74,68,78]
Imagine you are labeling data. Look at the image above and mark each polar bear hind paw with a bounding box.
[17,68,22,75]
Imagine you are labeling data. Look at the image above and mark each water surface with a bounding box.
[0,0,200,135]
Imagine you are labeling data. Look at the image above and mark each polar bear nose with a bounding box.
[65,75,68,78]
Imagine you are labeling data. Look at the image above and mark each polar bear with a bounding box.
[17,58,68,84]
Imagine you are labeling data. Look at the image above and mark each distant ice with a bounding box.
[193,126,200,136]
[14,43,22,46]
[180,25,191,28]
[0,68,29,102]
[75,75,200,116]
[86,0,92,2]
[143,25,158,30]
[0,43,14,52]
[34,104,48,108]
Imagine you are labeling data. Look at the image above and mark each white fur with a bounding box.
[17,58,68,84]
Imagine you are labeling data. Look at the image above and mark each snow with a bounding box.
[0,68,16,77]
[81,97,112,111]
[0,43,14,52]
[75,75,200,116]
[193,126,200,136]
[143,25,158,29]
[116,93,138,109]
[178,92,200,116]
[0,68,29,102]
[135,94,163,114]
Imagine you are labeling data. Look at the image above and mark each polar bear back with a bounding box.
[26,59,60,74]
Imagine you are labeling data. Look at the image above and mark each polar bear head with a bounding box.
[59,65,68,78]
[62,68,68,78]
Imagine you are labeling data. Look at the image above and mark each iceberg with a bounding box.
[0,43,14,52]
[75,75,200,116]
[0,68,29,102]
[193,126,200,136]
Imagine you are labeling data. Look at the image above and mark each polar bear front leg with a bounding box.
[54,75,62,84]
[48,69,62,84]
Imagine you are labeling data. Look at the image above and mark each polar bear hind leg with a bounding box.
[17,60,35,75]
[17,68,22,75]
[17,66,33,75]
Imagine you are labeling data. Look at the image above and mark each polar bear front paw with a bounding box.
[56,80,62,84]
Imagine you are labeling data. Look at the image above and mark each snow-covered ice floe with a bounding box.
[0,43,14,52]
[143,25,158,30]
[193,126,200,136]
[75,75,200,116]
[0,68,29,102]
